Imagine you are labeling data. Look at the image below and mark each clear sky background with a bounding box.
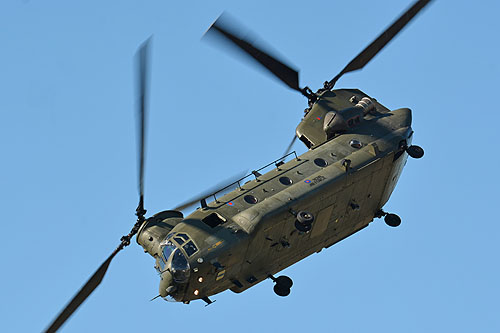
[1,0,499,332]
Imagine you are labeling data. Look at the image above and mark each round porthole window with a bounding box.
[279,176,293,186]
[244,195,258,204]
[314,158,328,167]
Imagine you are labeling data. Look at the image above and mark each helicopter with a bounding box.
[45,0,433,331]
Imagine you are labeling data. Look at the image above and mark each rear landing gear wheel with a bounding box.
[275,276,293,289]
[384,213,401,227]
[376,210,402,227]
[407,145,424,159]
[274,284,291,297]
[270,275,293,297]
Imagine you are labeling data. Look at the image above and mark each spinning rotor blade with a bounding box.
[327,0,433,89]
[281,134,298,160]
[174,171,248,211]
[45,39,153,332]
[136,37,151,214]
[45,247,121,333]
[205,14,307,96]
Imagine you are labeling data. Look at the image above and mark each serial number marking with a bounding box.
[304,175,326,186]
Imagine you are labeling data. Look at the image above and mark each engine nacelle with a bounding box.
[323,97,375,139]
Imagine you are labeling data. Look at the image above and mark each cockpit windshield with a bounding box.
[158,234,191,286]
[171,249,190,283]
[162,241,176,262]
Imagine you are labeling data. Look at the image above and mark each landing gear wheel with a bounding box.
[273,284,291,297]
[295,220,312,232]
[295,211,314,232]
[275,276,293,289]
[384,213,401,227]
[270,275,293,297]
[296,211,314,224]
[407,145,424,159]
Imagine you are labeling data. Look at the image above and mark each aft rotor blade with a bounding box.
[45,247,121,333]
[327,0,433,88]
[136,37,151,212]
[174,170,248,211]
[282,134,297,158]
[205,14,302,94]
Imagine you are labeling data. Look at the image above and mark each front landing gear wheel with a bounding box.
[270,275,293,297]
[384,213,401,227]
[407,145,424,159]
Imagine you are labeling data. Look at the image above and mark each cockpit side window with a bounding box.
[174,237,185,245]
[157,255,166,272]
[176,233,189,241]
[162,241,176,262]
[183,241,198,257]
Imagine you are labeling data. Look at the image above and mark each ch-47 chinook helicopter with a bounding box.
[46,0,434,331]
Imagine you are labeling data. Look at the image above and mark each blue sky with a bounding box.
[1,0,499,332]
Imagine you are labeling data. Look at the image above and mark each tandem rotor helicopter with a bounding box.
[46,0,434,331]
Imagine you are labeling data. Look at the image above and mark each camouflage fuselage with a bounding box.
[137,88,413,303]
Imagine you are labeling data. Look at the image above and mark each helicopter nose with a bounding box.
[159,271,174,297]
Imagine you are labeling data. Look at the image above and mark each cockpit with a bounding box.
[156,232,199,301]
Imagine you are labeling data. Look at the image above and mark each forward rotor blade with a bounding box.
[46,38,154,332]
[173,170,248,211]
[328,0,433,88]
[45,247,121,333]
[205,14,302,93]
[136,37,151,211]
